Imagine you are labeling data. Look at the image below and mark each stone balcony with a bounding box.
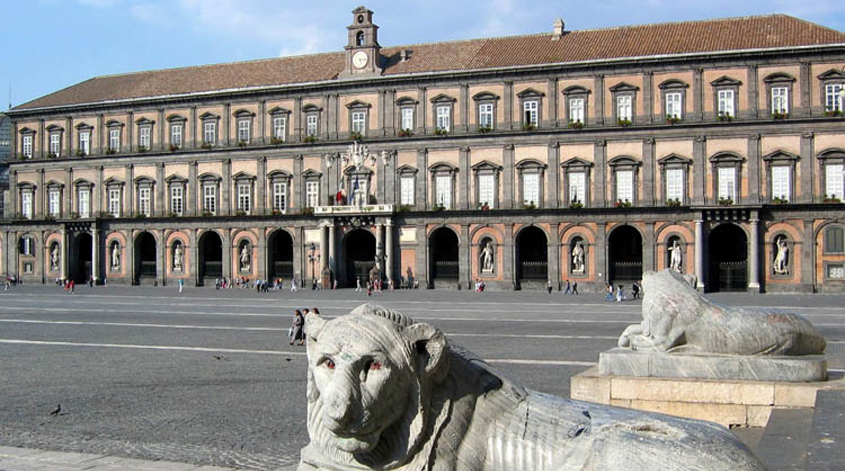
[314,204,394,215]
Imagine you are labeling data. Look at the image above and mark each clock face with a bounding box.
[352,51,369,69]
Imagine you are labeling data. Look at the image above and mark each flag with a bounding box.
[336,175,346,204]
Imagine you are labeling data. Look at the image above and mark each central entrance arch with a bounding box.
[135,232,157,284]
[516,226,548,287]
[268,230,294,280]
[344,229,376,286]
[429,227,459,286]
[72,233,93,283]
[199,231,223,284]
[708,223,747,292]
[608,225,643,283]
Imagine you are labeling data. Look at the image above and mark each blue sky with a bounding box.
[3,0,844,109]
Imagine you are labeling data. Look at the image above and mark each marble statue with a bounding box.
[480,242,494,272]
[298,303,766,471]
[50,245,60,270]
[173,243,183,271]
[774,236,789,275]
[618,269,826,355]
[240,245,250,271]
[111,244,120,270]
[668,239,682,272]
[571,242,585,273]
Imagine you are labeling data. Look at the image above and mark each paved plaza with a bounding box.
[0,285,843,470]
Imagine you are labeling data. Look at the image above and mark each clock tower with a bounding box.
[340,6,383,78]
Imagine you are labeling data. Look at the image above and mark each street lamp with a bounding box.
[307,243,320,289]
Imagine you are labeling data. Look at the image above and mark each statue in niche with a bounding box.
[298,303,767,471]
[173,243,183,271]
[240,244,251,271]
[571,241,585,273]
[50,244,60,270]
[111,244,120,270]
[773,236,789,275]
[668,239,683,272]
[480,241,494,273]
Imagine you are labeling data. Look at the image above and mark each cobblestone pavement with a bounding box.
[0,285,843,470]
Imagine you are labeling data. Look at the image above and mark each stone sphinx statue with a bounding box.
[299,303,766,471]
[618,269,826,355]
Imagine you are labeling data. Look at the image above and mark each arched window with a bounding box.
[356,31,365,46]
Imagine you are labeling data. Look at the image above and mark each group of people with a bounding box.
[605,281,642,302]
[355,277,394,295]
[289,308,320,346]
[474,279,486,292]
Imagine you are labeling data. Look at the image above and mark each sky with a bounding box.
[2,0,844,109]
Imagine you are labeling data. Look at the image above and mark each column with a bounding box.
[222,229,232,281]
[643,222,655,272]
[548,222,560,289]
[96,166,104,216]
[157,109,165,151]
[320,222,329,273]
[293,155,303,212]
[60,228,68,281]
[593,75,605,125]
[293,98,302,141]
[748,215,761,293]
[503,144,515,209]
[416,148,428,210]
[459,224,469,289]
[596,224,607,284]
[329,223,337,277]
[127,230,135,284]
[223,103,231,146]
[503,223,515,289]
[375,223,384,276]
[503,81,514,130]
[643,72,654,123]
[91,227,100,283]
[747,65,759,119]
[189,229,198,286]
[7,171,16,219]
[156,231,166,286]
[747,134,761,204]
[258,227,267,282]
[37,170,45,219]
[799,62,811,117]
[385,221,394,283]
[222,159,231,216]
[257,157,266,215]
[415,225,428,287]
[693,68,704,121]
[593,140,607,207]
[547,78,559,128]
[190,106,197,148]
[695,218,705,290]
[801,219,814,292]
[125,165,134,217]
[156,162,165,217]
[547,143,560,208]
[693,136,706,205]
[459,147,470,210]
[188,161,198,216]
[800,133,814,203]
[641,138,655,206]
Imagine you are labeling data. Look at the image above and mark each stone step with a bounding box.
[755,408,813,471]
[804,390,845,471]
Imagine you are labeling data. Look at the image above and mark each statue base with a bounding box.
[598,348,827,382]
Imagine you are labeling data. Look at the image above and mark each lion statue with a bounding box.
[618,269,826,355]
[298,303,766,471]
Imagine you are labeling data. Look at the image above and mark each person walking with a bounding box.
[356,277,362,292]
[547,280,553,294]
[616,284,624,302]
[290,310,305,346]
[631,281,640,300]
[178,278,184,293]
[291,276,297,292]
[563,279,571,295]
[605,283,613,302]
[572,280,579,295]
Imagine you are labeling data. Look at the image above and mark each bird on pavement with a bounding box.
[49,404,61,416]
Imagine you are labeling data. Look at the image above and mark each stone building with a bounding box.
[0,113,10,218]
[2,8,845,292]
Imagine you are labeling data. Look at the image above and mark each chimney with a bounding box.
[552,18,565,40]
[400,49,412,62]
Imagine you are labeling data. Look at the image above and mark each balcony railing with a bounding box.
[314,204,394,215]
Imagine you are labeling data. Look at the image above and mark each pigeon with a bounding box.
[49,404,61,416]
[213,355,229,361]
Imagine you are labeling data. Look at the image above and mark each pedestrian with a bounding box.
[69,280,75,294]
[564,279,571,295]
[605,283,613,302]
[178,278,184,293]
[290,309,305,346]
[547,280,553,294]
[356,277,362,292]
[616,284,624,302]
[631,281,640,300]
[572,280,579,295]
[291,276,297,292]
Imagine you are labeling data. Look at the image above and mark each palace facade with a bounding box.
[3,8,845,292]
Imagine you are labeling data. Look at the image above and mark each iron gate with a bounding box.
[717,260,747,291]
[519,261,548,280]
[612,261,643,281]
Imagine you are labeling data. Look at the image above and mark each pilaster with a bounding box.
[800,132,814,203]
[222,228,232,281]
[222,159,231,216]
[799,62,811,117]
[643,72,653,123]
[748,213,761,293]
[593,140,606,207]
[223,103,231,147]
[385,221,394,283]
[294,155,303,211]
[693,136,706,205]
[156,162,165,217]
[593,75,605,125]
[188,161,198,216]
[801,219,814,291]
[503,144,515,209]
[642,138,655,206]
[547,143,560,208]
[125,165,134,217]
[548,222,560,289]
[596,224,607,284]
[503,81,514,130]
[190,229,198,286]
[503,223,514,288]
[747,134,761,204]
[158,109,165,151]
[693,68,704,121]
[257,157,266,215]
[416,148,428,209]
[643,222,655,272]
[415,225,428,287]
[695,218,705,290]
[459,146,470,210]
[548,78,559,128]
[747,65,759,119]
[459,84,469,133]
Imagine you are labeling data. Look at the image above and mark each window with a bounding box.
[435,175,452,208]
[718,89,735,117]
[273,117,286,141]
[436,106,451,132]
[666,168,684,202]
[78,188,90,218]
[306,181,319,208]
[22,135,33,158]
[204,122,217,144]
[718,167,737,201]
[108,188,121,217]
[20,237,33,256]
[351,111,366,134]
[523,100,538,126]
[139,126,151,149]
[49,133,60,156]
[237,183,251,213]
[569,172,586,205]
[479,103,494,129]
[665,92,682,119]
[21,191,32,219]
[825,83,843,112]
[401,108,414,131]
[138,187,151,216]
[109,128,120,151]
[826,163,844,199]
[772,87,789,114]
[825,226,844,253]
[400,176,415,206]
[170,124,182,147]
[203,184,217,215]
[771,166,791,201]
[306,115,318,137]
[170,186,183,216]
[522,173,539,206]
[617,95,632,121]
[478,174,495,208]
[828,264,845,279]
[616,170,633,203]
[273,182,287,213]
[237,119,250,143]
[79,130,90,155]
[569,98,584,124]
[48,189,61,217]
